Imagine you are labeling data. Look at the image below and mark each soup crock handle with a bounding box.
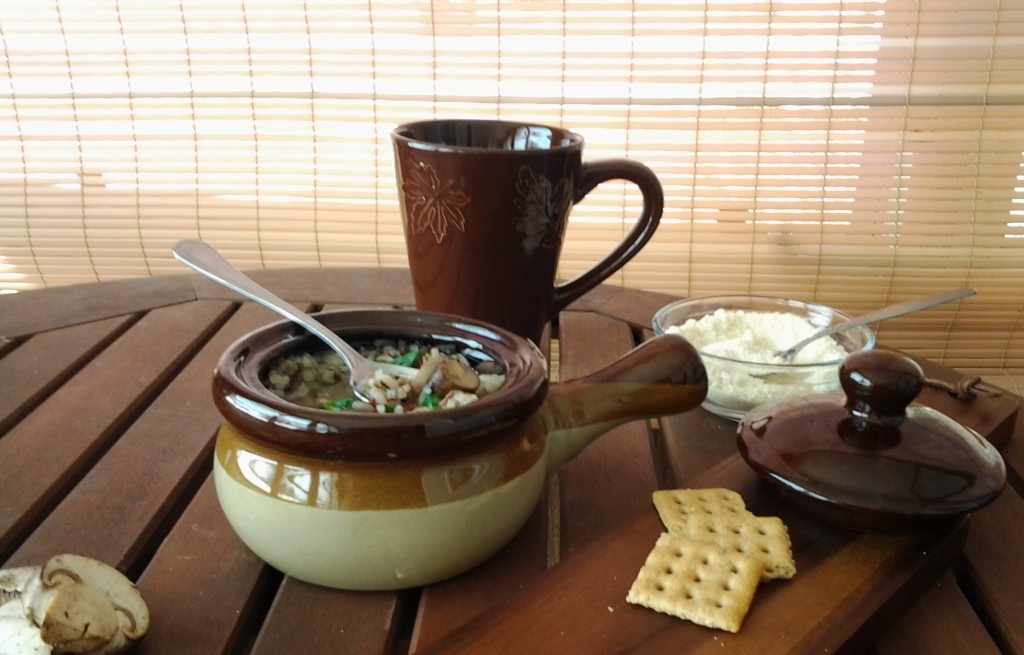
[542,334,708,471]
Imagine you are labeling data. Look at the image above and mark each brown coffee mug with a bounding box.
[391,119,663,343]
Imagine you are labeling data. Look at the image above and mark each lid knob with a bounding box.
[841,350,923,422]
[839,351,923,451]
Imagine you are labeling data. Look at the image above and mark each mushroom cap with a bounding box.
[38,555,150,641]
[34,583,119,652]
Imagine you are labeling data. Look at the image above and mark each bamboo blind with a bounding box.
[1,0,1023,376]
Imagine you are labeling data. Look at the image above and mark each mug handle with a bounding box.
[549,159,664,313]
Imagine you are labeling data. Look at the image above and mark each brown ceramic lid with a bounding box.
[738,350,1006,531]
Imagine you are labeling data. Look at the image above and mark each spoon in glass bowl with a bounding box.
[171,239,417,400]
[774,287,977,363]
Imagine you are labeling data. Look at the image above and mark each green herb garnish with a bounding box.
[320,398,355,411]
[390,350,422,368]
[419,393,442,410]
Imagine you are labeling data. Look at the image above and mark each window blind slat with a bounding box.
[2,0,1024,372]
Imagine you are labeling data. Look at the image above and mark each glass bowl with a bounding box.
[652,295,876,420]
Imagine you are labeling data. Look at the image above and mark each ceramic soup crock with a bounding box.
[212,310,707,590]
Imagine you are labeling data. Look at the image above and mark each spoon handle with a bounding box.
[779,287,977,362]
[171,239,374,382]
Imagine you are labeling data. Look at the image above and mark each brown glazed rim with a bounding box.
[213,310,549,461]
[391,118,583,153]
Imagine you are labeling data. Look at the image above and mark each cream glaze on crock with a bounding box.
[214,422,549,588]
[211,309,707,590]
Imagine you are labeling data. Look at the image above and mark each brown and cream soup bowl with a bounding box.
[212,310,706,590]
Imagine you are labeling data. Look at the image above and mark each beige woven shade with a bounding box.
[1,0,1023,382]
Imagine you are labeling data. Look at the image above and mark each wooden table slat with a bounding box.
[135,478,271,655]
[192,267,416,308]
[249,577,403,655]
[567,284,676,332]
[5,303,271,571]
[875,570,1002,655]
[0,275,197,339]
[0,300,233,561]
[658,408,740,488]
[554,311,661,558]
[915,357,1020,450]
[0,314,133,436]
[962,486,1024,655]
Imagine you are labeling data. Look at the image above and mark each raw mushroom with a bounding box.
[0,554,149,655]
[1,567,50,655]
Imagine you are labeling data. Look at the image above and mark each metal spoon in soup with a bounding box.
[171,239,421,405]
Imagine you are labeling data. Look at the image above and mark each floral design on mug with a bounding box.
[513,166,572,254]
[402,161,471,243]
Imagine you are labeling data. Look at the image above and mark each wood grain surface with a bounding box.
[1,272,1021,655]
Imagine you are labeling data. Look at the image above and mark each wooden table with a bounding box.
[2,268,1022,655]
